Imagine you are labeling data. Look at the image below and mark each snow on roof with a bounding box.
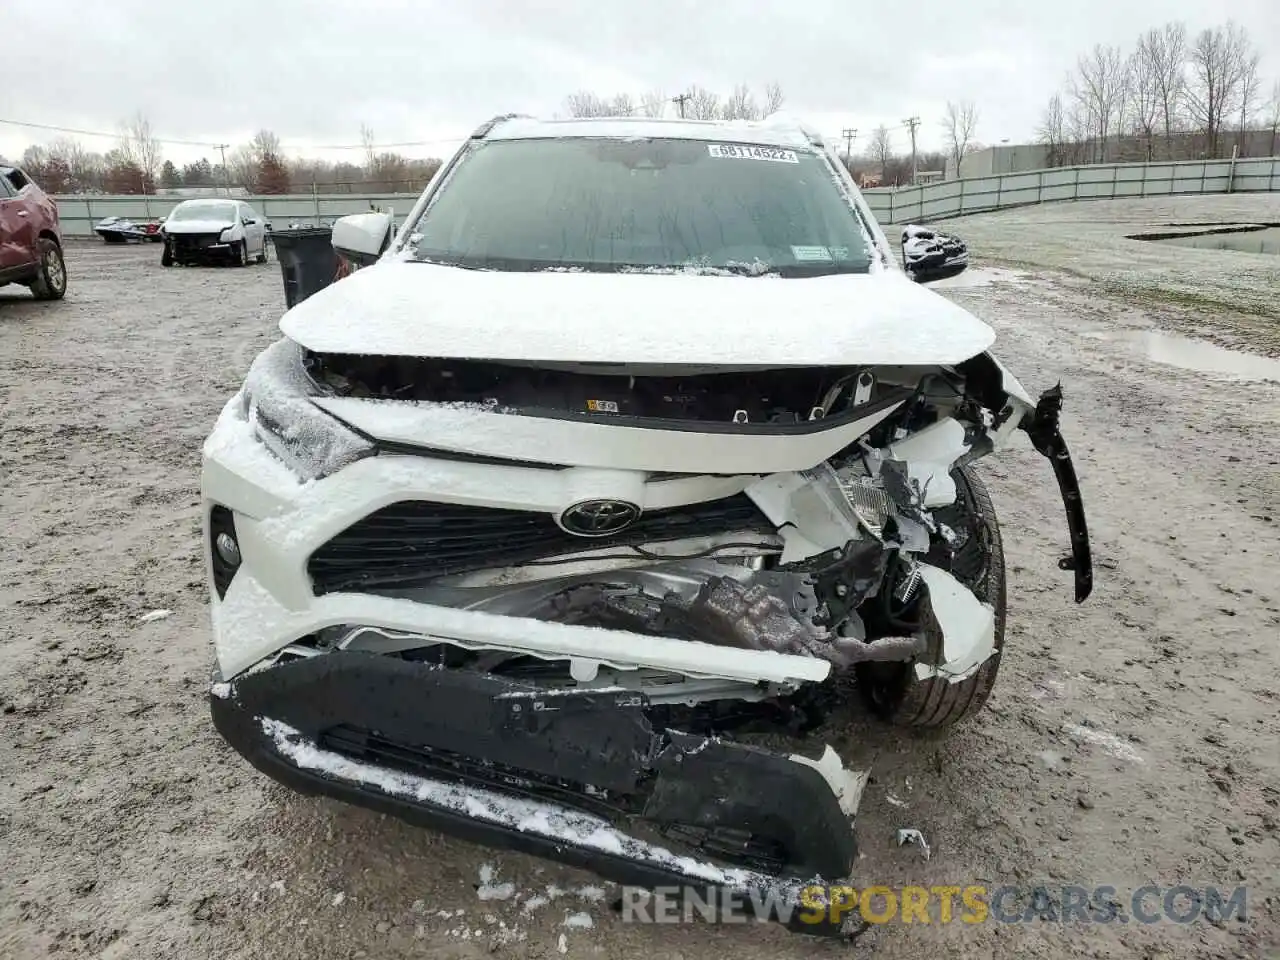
[486,115,822,150]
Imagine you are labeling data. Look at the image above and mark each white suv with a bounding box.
[202,115,1092,927]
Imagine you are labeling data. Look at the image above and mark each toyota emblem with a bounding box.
[558,499,642,537]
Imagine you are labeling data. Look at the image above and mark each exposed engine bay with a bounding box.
[304,348,912,426]
[254,343,1092,722]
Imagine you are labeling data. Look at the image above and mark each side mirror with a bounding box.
[242,217,255,226]
[331,212,393,265]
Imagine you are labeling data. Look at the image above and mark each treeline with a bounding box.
[1039,19,1279,165]
[9,121,444,196]
[563,82,785,121]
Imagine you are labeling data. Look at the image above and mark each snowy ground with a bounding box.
[2,213,1279,958]
[920,193,1280,356]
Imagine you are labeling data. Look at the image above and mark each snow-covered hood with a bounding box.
[165,219,236,235]
[279,260,996,366]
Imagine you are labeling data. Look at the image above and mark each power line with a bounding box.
[0,117,223,148]
[0,117,469,152]
[671,93,692,119]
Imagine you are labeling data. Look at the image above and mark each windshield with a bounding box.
[169,201,237,222]
[406,138,874,276]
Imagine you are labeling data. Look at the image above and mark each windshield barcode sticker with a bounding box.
[791,245,834,262]
[708,144,799,163]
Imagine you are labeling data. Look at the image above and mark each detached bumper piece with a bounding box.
[1024,385,1093,602]
[211,652,856,935]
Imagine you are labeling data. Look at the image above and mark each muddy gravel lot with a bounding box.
[2,203,1279,959]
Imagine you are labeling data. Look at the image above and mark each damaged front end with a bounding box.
[204,340,1092,932]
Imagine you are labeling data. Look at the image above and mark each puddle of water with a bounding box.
[927,266,1031,289]
[1080,329,1280,381]
[1148,226,1280,255]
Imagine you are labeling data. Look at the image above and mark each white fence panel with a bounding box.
[52,157,1280,237]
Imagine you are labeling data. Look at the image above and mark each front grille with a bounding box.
[170,232,221,252]
[307,494,773,593]
[320,724,625,816]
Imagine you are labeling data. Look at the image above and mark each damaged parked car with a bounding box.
[161,198,270,267]
[901,223,968,282]
[202,115,1092,934]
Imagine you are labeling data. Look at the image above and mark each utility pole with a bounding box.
[217,143,229,195]
[903,117,920,185]
[671,92,692,119]
[841,127,858,161]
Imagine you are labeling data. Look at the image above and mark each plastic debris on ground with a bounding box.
[895,827,931,861]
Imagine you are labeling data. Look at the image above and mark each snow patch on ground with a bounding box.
[926,266,1033,289]
[1064,724,1145,764]
[476,864,517,901]
[521,894,549,913]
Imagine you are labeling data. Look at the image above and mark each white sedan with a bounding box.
[161,199,270,267]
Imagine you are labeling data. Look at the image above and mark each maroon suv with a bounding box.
[0,165,67,300]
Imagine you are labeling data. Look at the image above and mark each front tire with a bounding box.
[161,243,174,267]
[29,238,68,300]
[857,465,1006,729]
[256,236,268,264]
[233,240,247,267]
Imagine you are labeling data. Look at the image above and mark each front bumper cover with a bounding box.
[211,651,858,935]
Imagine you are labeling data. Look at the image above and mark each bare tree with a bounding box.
[1126,44,1161,159]
[120,113,163,192]
[47,137,102,192]
[360,123,377,173]
[640,89,666,118]
[1071,44,1127,162]
[762,82,785,117]
[569,83,782,122]
[685,85,721,121]
[227,144,259,191]
[565,90,637,117]
[1235,50,1261,156]
[1185,21,1257,158]
[609,93,636,117]
[720,83,759,121]
[1036,93,1067,166]
[565,90,609,117]
[250,129,282,160]
[1139,23,1188,158]
[868,124,894,178]
[1266,80,1280,157]
[941,100,979,175]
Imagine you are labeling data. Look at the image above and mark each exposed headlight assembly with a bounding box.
[241,338,374,479]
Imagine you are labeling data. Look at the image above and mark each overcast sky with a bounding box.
[2,0,1276,167]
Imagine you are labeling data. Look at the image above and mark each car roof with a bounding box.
[481,115,825,151]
